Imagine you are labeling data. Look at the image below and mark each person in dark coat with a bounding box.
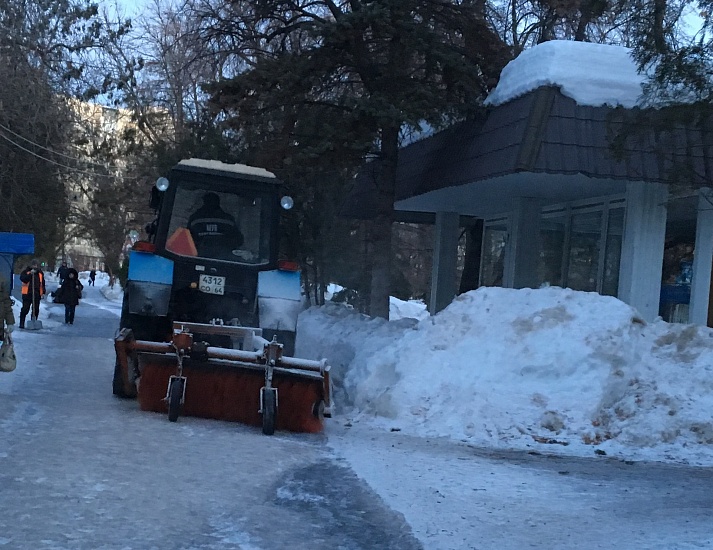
[57,261,69,285]
[89,269,96,286]
[19,259,46,329]
[59,268,83,325]
[0,272,15,339]
[188,192,244,259]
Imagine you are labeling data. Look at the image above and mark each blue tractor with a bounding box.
[113,159,331,434]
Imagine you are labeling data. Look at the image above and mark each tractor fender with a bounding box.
[126,250,174,316]
[257,270,304,332]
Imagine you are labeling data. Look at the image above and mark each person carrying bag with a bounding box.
[0,328,16,372]
[0,271,16,371]
[60,268,83,325]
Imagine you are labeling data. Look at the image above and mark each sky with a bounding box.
[111,0,146,17]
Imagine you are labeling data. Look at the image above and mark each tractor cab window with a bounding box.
[165,185,271,265]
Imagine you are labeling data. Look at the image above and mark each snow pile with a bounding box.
[389,297,428,321]
[297,304,421,407]
[298,286,713,465]
[485,41,645,108]
[99,282,123,302]
[594,321,713,456]
[72,271,123,302]
[93,273,124,302]
[323,284,428,321]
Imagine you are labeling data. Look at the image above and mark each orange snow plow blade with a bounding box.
[114,323,331,434]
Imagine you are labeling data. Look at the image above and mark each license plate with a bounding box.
[198,275,225,295]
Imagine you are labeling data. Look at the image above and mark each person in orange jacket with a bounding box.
[19,259,46,329]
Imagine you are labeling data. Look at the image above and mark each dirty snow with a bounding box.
[298,286,713,467]
[15,275,713,466]
[6,276,713,549]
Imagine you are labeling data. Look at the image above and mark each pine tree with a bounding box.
[196,0,510,318]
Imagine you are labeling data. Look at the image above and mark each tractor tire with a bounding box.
[312,399,325,419]
[168,378,183,423]
[261,388,276,435]
[112,360,127,397]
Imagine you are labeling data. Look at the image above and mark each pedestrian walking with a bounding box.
[89,269,96,286]
[59,269,83,325]
[57,261,69,285]
[0,271,15,339]
[19,259,45,329]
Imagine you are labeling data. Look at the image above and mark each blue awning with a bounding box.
[0,232,35,254]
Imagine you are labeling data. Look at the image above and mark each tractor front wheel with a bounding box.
[261,388,276,435]
[168,378,184,422]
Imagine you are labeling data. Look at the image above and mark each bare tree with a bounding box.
[0,0,112,258]
[63,0,236,273]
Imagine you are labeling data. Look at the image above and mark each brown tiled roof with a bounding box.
[341,87,713,219]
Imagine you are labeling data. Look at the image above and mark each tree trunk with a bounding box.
[315,245,326,306]
[360,220,372,315]
[369,126,399,319]
[574,10,592,41]
[652,0,668,54]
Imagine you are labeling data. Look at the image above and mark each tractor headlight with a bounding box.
[280,195,294,210]
[156,177,170,192]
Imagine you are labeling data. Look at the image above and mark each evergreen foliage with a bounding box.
[629,0,706,105]
[197,0,511,317]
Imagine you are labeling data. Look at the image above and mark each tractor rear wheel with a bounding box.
[112,360,126,397]
[112,358,138,398]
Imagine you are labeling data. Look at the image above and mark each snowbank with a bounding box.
[297,286,713,465]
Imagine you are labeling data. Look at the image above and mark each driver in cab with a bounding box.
[188,192,244,259]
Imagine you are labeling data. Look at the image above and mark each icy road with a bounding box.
[0,282,418,549]
[1,279,712,549]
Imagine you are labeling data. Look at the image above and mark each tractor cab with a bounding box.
[122,159,300,349]
[153,159,281,268]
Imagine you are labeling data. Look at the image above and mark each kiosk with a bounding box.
[0,232,35,292]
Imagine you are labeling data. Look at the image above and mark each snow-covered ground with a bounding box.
[8,271,122,329]
[7,276,713,549]
[299,286,713,467]
[20,276,713,468]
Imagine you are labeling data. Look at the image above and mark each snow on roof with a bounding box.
[485,40,646,108]
[178,158,276,179]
